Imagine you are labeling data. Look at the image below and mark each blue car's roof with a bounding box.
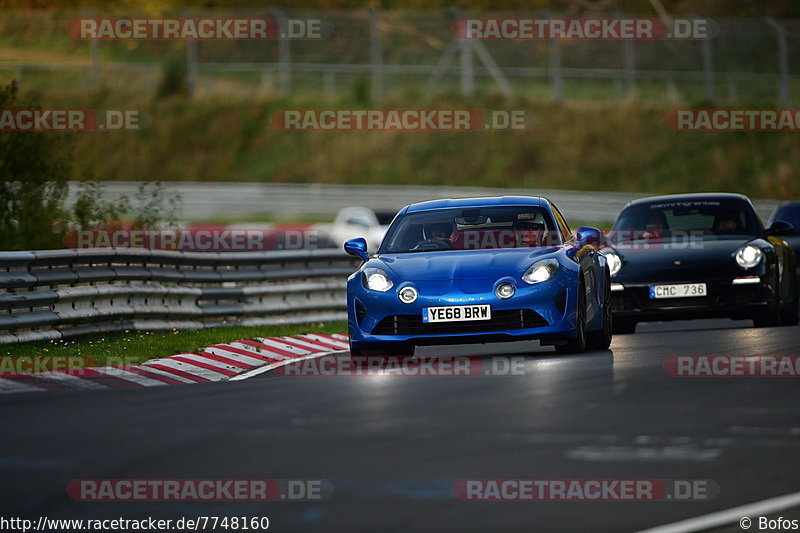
[404,196,547,213]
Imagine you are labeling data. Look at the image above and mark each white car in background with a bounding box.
[326,207,396,251]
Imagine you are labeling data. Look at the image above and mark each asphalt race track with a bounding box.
[1,319,799,532]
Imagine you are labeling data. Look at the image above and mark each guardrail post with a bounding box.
[183,8,198,98]
[623,40,636,95]
[699,15,714,102]
[271,7,292,98]
[665,77,679,103]
[90,40,100,89]
[423,39,459,97]
[727,77,739,105]
[450,7,474,99]
[368,8,384,101]
[550,40,564,102]
[260,68,272,94]
[615,12,636,96]
[81,8,100,89]
[459,37,474,99]
[324,71,336,99]
[765,17,790,108]
[186,42,198,98]
[472,41,513,98]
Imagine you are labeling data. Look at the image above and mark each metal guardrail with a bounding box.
[0,248,358,345]
[67,182,782,224]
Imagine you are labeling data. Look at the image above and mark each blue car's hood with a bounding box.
[377,249,558,281]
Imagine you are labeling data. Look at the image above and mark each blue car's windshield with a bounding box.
[379,206,559,253]
[610,198,762,243]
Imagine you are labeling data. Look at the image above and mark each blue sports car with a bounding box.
[343,196,613,356]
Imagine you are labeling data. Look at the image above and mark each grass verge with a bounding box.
[0,321,347,368]
[4,90,794,201]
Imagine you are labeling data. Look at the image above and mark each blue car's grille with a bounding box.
[371,309,548,336]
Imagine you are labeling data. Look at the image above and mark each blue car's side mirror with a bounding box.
[344,237,369,262]
[575,227,603,249]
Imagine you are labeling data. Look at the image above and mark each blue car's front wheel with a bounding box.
[555,279,587,355]
[587,269,613,350]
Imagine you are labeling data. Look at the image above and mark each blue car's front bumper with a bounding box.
[347,271,579,348]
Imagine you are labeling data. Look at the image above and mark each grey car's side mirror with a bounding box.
[765,220,794,237]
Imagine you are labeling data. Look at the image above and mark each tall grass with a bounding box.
[63,95,800,200]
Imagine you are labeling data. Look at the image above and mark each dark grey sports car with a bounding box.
[602,193,798,334]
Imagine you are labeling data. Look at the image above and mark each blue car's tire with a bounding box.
[350,345,364,356]
[556,280,587,355]
[587,274,613,350]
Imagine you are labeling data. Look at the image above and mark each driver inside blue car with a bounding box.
[418,221,454,248]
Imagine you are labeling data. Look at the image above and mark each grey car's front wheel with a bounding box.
[612,318,637,335]
[754,297,783,328]
[780,275,799,326]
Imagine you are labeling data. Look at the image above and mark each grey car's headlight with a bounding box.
[735,245,763,269]
[522,258,559,285]
[603,251,622,276]
[362,267,393,292]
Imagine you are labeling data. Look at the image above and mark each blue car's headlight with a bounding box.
[362,267,393,292]
[522,258,559,285]
[735,245,763,269]
[398,286,418,303]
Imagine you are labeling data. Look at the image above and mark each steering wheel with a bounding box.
[411,238,453,251]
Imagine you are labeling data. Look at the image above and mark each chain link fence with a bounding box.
[0,8,798,104]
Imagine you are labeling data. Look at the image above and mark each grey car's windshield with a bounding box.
[610,199,762,243]
[379,206,558,253]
